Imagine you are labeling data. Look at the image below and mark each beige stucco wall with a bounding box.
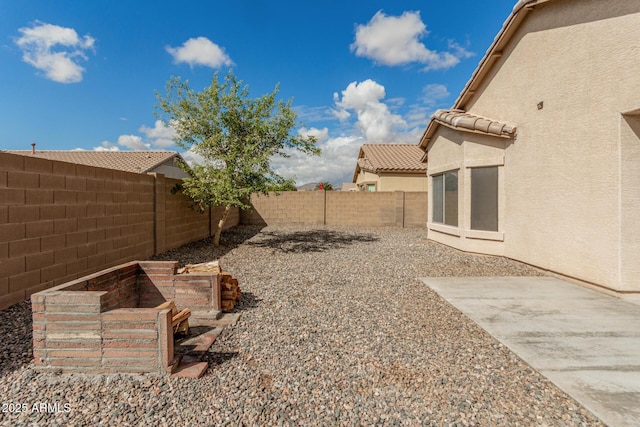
[378,174,428,192]
[151,158,189,180]
[620,113,640,290]
[427,127,508,256]
[355,170,379,191]
[427,0,640,292]
[355,170,427,192]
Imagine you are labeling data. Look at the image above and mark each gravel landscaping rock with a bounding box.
[0,225,604,426]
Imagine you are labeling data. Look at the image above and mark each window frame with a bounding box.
[431,170,458,227]
[470,166,499,232]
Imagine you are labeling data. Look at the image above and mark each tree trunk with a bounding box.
[213,206,232,247]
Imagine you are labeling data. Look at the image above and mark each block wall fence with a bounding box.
[241,191,428,228]
[0,153,238,311]
[1,151,427,311]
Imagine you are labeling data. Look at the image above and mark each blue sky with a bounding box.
[0,0,516,185]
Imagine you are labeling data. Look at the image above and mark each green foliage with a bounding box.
[315,181,334,191]
[266,177,298,192]
[155,70,319,211]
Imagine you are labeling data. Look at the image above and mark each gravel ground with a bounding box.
[0,225,604,426]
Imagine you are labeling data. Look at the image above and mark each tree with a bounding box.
[155,70,319,246]
[266,177,298,192]
[315,182,333,191]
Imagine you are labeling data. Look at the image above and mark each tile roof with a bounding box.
[3,150,184,174]
[353,144,427,182]
[432,109,516,138]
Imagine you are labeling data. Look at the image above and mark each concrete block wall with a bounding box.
[0,153,155,310]
[1,153,238,311]
[212,205,240,231]
[242,192,325,225]
[159,178,210,253]
[326,192,397,227]
[241,191,428,228]
[403,192,429,228]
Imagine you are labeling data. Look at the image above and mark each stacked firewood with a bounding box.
[220,273,242,312]
[178,260,241,312]
[178,261,222,274]
[155,300,191,335]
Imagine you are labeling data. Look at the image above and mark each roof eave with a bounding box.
[454,0,553,110]
[435,119,516,139]
[352,147,365,183]
[419,0,550,154]
[376,169,427,175]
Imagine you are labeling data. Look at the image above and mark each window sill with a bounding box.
[428,222,461,237]
[466,229,504,241]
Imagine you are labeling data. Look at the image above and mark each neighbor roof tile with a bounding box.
[3,150,182,174]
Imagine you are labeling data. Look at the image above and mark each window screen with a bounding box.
[444,171,458,226]
[471,167,498,231]
[432,175,443,223]
[432,171,458,226]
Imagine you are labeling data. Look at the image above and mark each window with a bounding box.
[432,171,458,226]
[471,167,498,231]
[367,184,376,192]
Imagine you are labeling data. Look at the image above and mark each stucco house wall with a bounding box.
[355,170,427,192]
[378,174,428,192]
[355,170,380,191]
[427,127,508,256]
[149,158,189,180]
[425,0,640,292]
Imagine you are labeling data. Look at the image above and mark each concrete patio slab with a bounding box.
[420,276,640,427]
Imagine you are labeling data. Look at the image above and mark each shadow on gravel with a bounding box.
[205,351,239,367]
[0,301,33,376]
[148,225,264,267]
[236,291,261,310]
[247,229,379,253]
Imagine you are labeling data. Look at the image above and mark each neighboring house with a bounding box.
[3,149,189,179]
[418,0,640,293]
[353,144,427,192]
[341,183,358,192]
[296,182,319,191]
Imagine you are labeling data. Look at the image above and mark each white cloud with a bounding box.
[351,11,472,71]
[333,79,407,142]
[116,135,150,151]
[298,127,329,144]
[139,120,176,148]
[180,146,206,166]
[421,83,450,104]
[166,37,232,68]
[96,120,177,152]
[93,141,120,151]
[15,21,95,83]
[272,134,363,186]
[294,105,336,123]
[274,79,447,185]
[405,83,451,127]
[99,135,149,151]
